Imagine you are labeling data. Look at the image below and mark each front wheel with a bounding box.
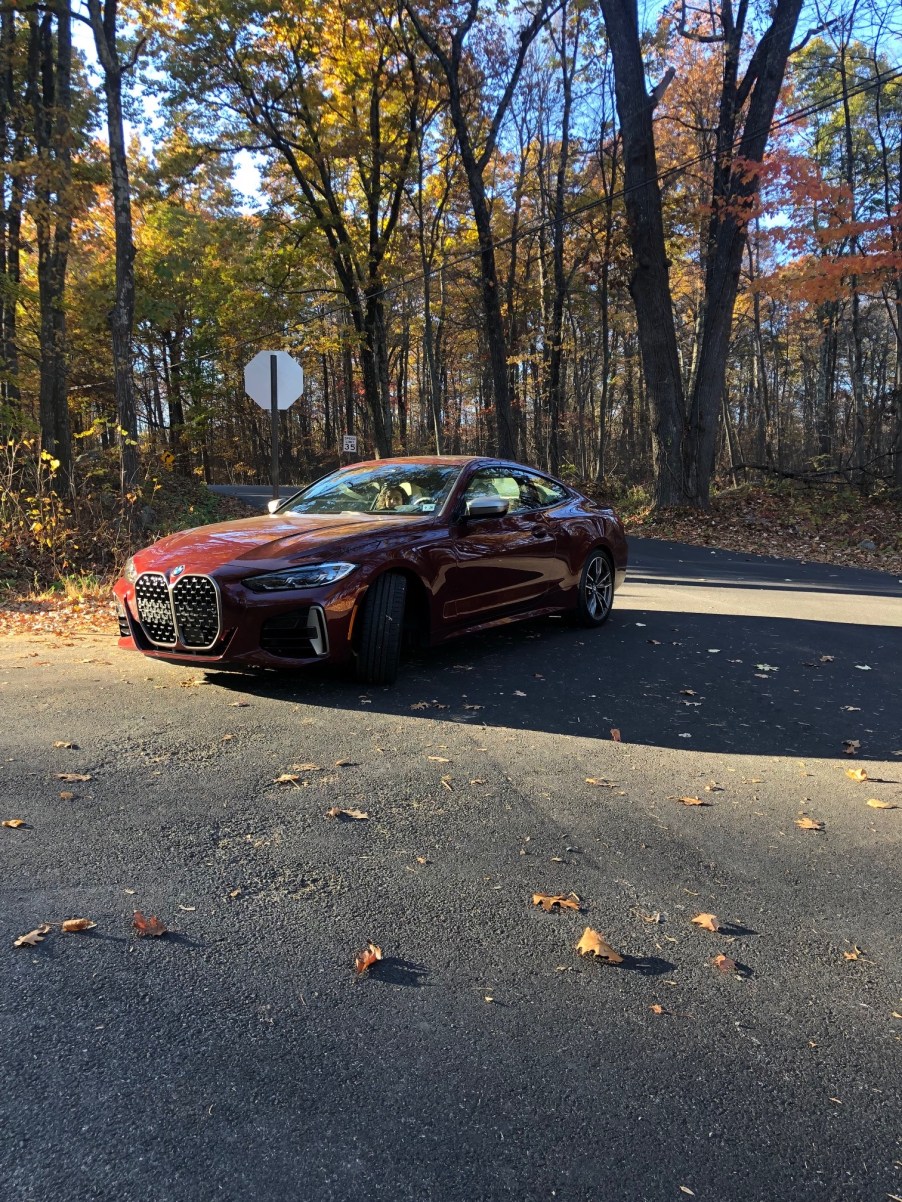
[574,549,614,627]
[355,572,408,685]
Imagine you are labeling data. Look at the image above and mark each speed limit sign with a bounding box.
[342,435,358,453]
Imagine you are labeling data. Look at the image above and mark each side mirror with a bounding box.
[464,495,510,520]
[266,498,281,514]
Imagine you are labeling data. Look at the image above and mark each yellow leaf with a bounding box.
[866,798,896,809]
[795,815,824,831]
[575,927,623,963]
[2,818,26,828]
[532,892,581,912]
[846,768,868,782]
[691,912,721,932]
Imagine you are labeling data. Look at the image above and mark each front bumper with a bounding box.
[113,573,360,669]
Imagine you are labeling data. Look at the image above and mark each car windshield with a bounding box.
[283,463,462,516]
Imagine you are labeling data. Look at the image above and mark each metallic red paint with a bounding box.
[112,456,628,671]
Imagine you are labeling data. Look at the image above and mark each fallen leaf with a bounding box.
[462,703,484,711]
[58,791,74,800]
[230,701,250,707]
[679,689,697,696]
[712,954,737,973]
[755,663,778,672]
[795,815,824,831]
[441,774,453,790]
[866,798,897,809]
[819,655,834,663]
[354,942,383,975]
[650,1003,665,1015]
[842,944,864,961]
[469,778,486,785]
[842,739,861,756]
[410,701,430,710]
[513,690,527,697]
[2,818,26,828]
[53,740,78,749]
[641,911,662,924]
[178,905,196,912]
[13,925,51,948]
[61,918,96,933]
[575,927,623,963]
[273,773,302,784]
[585,778,618,787]
[679,1189,696,1198]
[292,762,321,772]
[132,912,167,937]
[221,734,234,743]
[610,728,622,742]
[415,856,431,865]
[691,912,721,933]
[56,772,91,782]
[854,664,872,671]
[532,892,581,912]
[426,756,450,763]
[334,759,357,767]
[325,807,369,821]
[674,796,710,807]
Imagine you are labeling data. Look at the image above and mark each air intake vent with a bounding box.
[260,607,328,658]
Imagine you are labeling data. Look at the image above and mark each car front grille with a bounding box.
[172,575,220,649]
[134,572,220,650]
[134,573,177,645]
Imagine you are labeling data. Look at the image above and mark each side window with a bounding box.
[463,471,523,512]
[519,473,569,507]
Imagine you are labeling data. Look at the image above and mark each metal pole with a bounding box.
[270,353,279,500]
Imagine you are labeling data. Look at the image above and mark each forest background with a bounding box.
[1,0,901,592]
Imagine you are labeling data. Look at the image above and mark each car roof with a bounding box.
[343,455,556,474]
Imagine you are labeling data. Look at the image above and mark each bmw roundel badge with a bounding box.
[170,564,186,580]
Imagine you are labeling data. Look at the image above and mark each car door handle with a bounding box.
[530,525,551,539]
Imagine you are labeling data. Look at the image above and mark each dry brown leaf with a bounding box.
[691,912,721,933]
[842,739,860,756]
[230,701,250,707]
[58,791,74,800]
[842,944,864,961]
[674,796,710,807]
[325,807,369,821]
[866,798,897,809]
[2,818,26,828]
[273,773,302,784]
[292,762,322,772]
[846,768,868,782]
[61,918,96,933]
[469,778,486,785]
[610,728,622,742]
[532,892,581,913]
[575,927,624,964]
[410,701,430,710]
[132,912,167,937]
[14,925,51,948]
[650,1003,665,1015]
[712,953,737,973]
[819,655,834,663]
[680,689,698,696]
[795,815,824,831]
[334,759,357,767]
[427,755,450,763]
[585,778,618,787]
[53,740,78,749]
[56,772,91,782]
[354,942,383,975]
[415,856,431,865]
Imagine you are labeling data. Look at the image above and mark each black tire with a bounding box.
[355,572,408,685]
[574,548,614,627]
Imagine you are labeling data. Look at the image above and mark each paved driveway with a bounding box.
[1,539,900,1201]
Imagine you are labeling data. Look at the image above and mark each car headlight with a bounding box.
[242,562,357,592]
[123,556,138,583]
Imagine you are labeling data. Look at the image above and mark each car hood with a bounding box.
[133,512,418,575]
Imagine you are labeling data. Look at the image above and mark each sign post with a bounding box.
[244,351,304,500]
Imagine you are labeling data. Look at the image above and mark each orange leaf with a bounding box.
[712,954,737,973]
[610,728,622,742]
[2,818,26,828]
[354,942,384,974]
[650,1003,665,1015]
[532,892,581,912]
[61,918,96,933]
[575,927,623,963]
[795,815,824,831]
[133,912,167,937]
[691,912,721,932]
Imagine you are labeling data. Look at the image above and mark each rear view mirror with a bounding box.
[267,498,281,514]
[465,495,510,519]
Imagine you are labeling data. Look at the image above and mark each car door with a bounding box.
[443,468,560,622]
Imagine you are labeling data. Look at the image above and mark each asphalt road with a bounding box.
[1,539,901,1202]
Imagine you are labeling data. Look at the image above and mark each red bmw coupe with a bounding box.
[113,456,628,684]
